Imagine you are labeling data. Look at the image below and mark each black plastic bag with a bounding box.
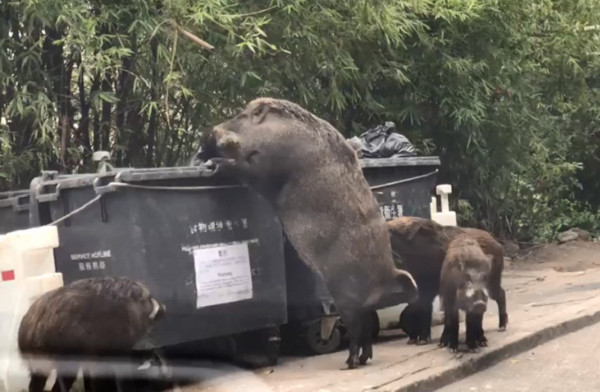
[351,121,416,159]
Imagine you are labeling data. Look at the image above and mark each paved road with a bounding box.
[437,321,600,392]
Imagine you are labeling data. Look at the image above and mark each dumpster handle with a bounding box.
[45,181,244,226]
[369,169,439,191]
[101,182,245,192]
[45,194,103,227]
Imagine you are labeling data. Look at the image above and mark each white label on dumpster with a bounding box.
[193,242,253,308]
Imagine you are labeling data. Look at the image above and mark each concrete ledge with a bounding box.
[393,297,600,392]
[248,267,600,392]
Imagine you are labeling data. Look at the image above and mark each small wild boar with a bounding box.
[18,277,165,392]
[438,234,492,352]
[193,97,418,369]
[388,216,507,345]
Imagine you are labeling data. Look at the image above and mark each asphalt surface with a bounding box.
[437,321,600,392]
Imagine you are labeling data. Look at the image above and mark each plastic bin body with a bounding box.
[29,167,287,348]
[0,191,31,235]
[284,156,440,322]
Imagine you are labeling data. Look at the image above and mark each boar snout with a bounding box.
[211,125,242,159]
[472,299,487,314]
[467,288,488,314]
[192,125,241,165]
[191,130,219,165]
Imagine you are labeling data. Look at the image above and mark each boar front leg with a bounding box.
[439,295,459,352]
[465,312,486,352]
[473,312,488,347]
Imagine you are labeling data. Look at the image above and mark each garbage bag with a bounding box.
[352,121,416,159]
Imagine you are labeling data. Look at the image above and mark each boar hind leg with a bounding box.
[465,312,486,352]
[416,295,436,345]
[28,372,47,392]
[414,278,438,345]
[489,260,508,331]
[399,303,419,344]
[489,284,508,331]
[358,311,374,365]
[339,311,363,369]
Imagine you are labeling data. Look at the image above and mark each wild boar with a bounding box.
[388,216,507,345]
[18,277,165,392]
[193,97,418,369]
[438,234,492,352]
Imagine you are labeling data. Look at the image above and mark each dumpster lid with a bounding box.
[360,156,441,168]
[31,166,223,194]
[0,190,29,199]
[0,191,30,211]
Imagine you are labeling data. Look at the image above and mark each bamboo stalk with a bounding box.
[169,20,214,51]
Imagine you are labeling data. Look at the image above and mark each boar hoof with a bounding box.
[359,347,373,365]
[498,314,508,331]
[407,338,418,345]
[416,337,431,346]
[466,339,479,352]
[345,354,360,369]
[478,336,488,347]
[438,333,449,348]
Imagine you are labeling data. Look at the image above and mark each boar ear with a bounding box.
[251,101,272,124]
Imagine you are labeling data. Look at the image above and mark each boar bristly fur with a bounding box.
[18,277,165,392]
[195,97,418,369]
[438,235,492,352]
[389,216,507,345]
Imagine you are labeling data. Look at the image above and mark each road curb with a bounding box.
[398,307,600,392]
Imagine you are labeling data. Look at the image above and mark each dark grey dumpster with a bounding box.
[29,167,287,349]
[362,156,441,220]
[283,156,441,354]
[0,190,31,234]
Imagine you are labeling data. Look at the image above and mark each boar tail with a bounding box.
[367,268,419,309]
[395,269,418,293]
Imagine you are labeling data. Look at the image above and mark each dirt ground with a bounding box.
[509,240,600,272]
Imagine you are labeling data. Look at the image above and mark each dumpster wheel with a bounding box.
[304,320,342,355]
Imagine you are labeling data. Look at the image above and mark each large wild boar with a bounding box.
[18,277,165,392]
[388,216,507,345]
[193,97,418,369]
[438,235,492,352]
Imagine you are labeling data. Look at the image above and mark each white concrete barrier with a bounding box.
[430,184,457,226]
[429,184,459,317]
[0,226,63,392]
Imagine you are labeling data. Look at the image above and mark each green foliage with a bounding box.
[1,0,599,240]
